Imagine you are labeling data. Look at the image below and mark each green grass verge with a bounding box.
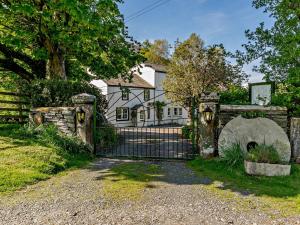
[0,124,93,193]
[188,157,300,216]
[102,162,161,201]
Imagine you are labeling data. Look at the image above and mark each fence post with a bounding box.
[72,93,96,150]
[290,117,300,162]
[198,92,220,157]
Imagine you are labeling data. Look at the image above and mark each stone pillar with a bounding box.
[71,93,96,149]
[198,92,220,157]
[290,117,300,162]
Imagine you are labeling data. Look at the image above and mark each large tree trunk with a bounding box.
[47,47,66,79]
[44,38,66,80]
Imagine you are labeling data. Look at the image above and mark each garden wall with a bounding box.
[30,107,76,136]
[219,105,288,133]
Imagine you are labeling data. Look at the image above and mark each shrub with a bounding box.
[18,124,92,155]
[19,79,107,113]
[220,85,249,105]
[220,144,245,168]
[271,83,300,117]
[182,125,192,139]
[95,124,118,148]
[246,144,281,164]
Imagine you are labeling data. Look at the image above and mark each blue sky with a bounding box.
[119,0,274,82]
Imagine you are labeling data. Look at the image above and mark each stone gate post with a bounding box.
[290,117,300,162]
[71,93,96,149]
[198,92,220,157]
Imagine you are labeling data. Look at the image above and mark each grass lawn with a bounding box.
[102,162,161,201]
[188,157,300,216]
[0,124,92,194]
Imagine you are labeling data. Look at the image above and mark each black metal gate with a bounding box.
[95,126,195,159]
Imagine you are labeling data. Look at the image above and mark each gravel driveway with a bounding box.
[0,158,299,225]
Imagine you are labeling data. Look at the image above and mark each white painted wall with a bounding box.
[91,64,189,127]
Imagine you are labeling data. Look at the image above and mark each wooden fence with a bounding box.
[0,91,30,124]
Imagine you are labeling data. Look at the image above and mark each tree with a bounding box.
[140,39,170,65]
[163,33,247,110]
[236,0,300,85]
[0,0,143,81]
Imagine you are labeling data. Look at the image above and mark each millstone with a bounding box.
[218,116,291,162]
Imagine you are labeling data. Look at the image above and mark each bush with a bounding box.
[220,85,249,105]
[95,124,118,148]
[18,124,92,155]
[182,125,192,139]
[246,144,281,164]
[220,144,245,168]
[271,83,300,117]
[19,79,107,113]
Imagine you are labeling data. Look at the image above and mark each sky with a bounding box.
[119,0,274,83]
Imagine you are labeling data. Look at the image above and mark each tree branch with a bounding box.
[0,58,33,81]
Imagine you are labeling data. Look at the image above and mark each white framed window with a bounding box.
[140,110,145,121]
[179,108,183,116]
[116,107,129,121]
[121,89,129,100]
[168,108,171,117]
[144,89,150,101]
[174,108,178,116]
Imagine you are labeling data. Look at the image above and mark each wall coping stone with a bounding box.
[220,104,287,112]
[72,93,96,104]
[31,107,75,113]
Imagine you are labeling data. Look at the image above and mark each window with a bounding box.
[179,108,183,116]
[122,89,129,100]
[147,107,150,119]
[168,108,171,117]
[144,89,150,101]
[140,110,145,121]
[160,108,164,118]
[116,107,129,121]
[174,108,178,116]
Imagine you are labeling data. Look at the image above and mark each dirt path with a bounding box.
[0,159,299,225]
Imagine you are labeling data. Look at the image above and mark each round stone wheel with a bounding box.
[218,116,291,163]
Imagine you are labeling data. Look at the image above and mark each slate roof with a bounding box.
[104,73,154,89]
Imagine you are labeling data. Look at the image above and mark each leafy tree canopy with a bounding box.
[164,33,247,108]
[0,0,143,81]
[140,39,170,65]
[237,0,300,85]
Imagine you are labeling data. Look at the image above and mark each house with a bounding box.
[91,63,189,127]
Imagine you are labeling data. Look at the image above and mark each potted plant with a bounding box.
[244,144,291,176]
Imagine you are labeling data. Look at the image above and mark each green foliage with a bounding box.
[219,85,249,105]
[237,0,300,85]
[19,124,92,155]
[95,124,118,148]
[241,111,266,119]
[140,39,170,65]
[182,125,192,140]
[19,79,107,113]
[0,0,143,80]
[271,83,300,117]
[220,144,245,168]
[246,144,281,164]
[164,33,247,107]
[154,101,166,123]
[0,124,92,193]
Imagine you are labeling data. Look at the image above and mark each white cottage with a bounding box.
[91,63,189,127]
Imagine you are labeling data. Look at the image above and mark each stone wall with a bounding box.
[290,117,300,161]
[30,107,76,136]
[219,105,288,133]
